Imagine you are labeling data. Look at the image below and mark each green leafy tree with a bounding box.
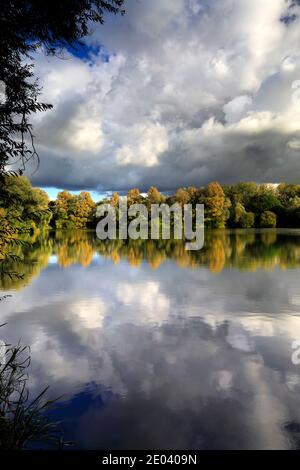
[0,175,50,229]
[225,182,258,208]
[240,211,255,229]
[233,201,246,226]
[277,183,300,207]
[260,211,277,228]
[249,186,281,214]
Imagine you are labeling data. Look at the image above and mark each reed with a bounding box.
[0,325,65,449]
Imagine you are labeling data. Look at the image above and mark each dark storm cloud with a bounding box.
[23,0,300,191]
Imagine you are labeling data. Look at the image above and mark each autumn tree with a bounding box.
[147,187,164,204]
[52,191,95,229]
[52,191,73,229]
[111,192,120,207]
[127,188,141,207]
[73,192,96,228]
[187,187,198,204]
[205,182,231,228]
[175,188,190,206]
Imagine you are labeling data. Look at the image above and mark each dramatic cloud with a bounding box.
[25,0,300,192]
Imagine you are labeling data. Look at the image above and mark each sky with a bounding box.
[24,0,300,196]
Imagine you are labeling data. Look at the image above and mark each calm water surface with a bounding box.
[1,229,300,449]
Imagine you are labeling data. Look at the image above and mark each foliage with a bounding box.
[0,175,49,223]
[248,186,281,214]
[240,211,255,229]
[205,182,231,228]
[90,182,300,229]
[2,180,300,238]
[51,191,96,229]
[277,183,300,207]
[147,186,164,205]
[127,188,141,207]
[232,201,245,226]
[110,192,120,208]
[175,188,191,206]
[260,211,277,228]
[224,182,259,206]
[0,175,50,281]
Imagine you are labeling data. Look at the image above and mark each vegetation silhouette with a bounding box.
[0,324,68,449]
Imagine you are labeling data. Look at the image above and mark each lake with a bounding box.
[1,229,300,449]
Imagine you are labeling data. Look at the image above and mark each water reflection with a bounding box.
[1,229,300,286]
[1,230,300,449]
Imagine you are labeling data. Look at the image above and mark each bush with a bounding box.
[260,211,277,228]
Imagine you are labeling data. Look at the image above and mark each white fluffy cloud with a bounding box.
[26,0,300,191]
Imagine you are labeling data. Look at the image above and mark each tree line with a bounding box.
[95,182,300,229]
[1,177,300,233]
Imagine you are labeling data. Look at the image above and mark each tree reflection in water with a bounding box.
[1,229,300,291]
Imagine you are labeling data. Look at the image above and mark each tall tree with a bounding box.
[205,182,231,228]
